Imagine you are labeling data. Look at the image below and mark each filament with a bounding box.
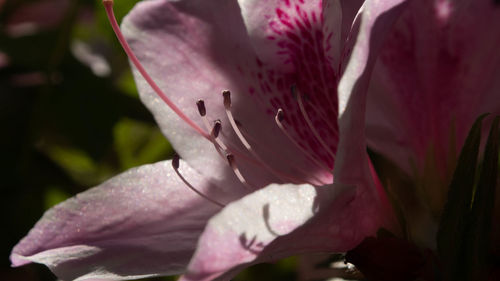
[296,88,337,160]
[235,116,329,186]
[172,155,225,208]
[275,108,333,173]
[223,90,305,184]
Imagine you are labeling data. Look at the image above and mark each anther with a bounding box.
[173,154,180,169]
[195,101,228,157]
[172,154,225,208]
[193,101,264,186]
[196,100,206,117]
[212,120,222,138]
[226,154,235,165]
[226,154,253,189]
[277,108,285,122]
[196,100,219,138]
[223,90,231,109]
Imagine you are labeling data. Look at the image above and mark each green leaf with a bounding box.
[437,114,486,275]
[43,145,113,186]
[116,69,139,98]
[44,186,71,209]
[463,116,500,280]
[113,118,173,170]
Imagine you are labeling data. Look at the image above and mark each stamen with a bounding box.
[196,99,259,164]
[211,120,222,138]
[197,100,229,152]
[276,108,284,121]
[196,99,206,117]
[195,101,256,189]
[209,122,229,160]
[291,85,337,134]
[103,0,208,139]
[226,154,254,189]
[223,90,232,109]
[234,114,329,186]
[295,88,337,160]
[222,90,251,149]
[196,100,211,131]
[222,90,304,184]
[275,109,333,173]
[172,155,225,208]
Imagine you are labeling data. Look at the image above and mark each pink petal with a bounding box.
[11,160,226,280]
[238,0,323,71]
[336,0,409,183]
[334,0,410,232]
[237,0,342,171]
[322,0,364,69]
[180,181,385,281]
[338,0,365,40]
[366,0,500,175]
[122,0,334,186]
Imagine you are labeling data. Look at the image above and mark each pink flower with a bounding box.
[10,0,409,280]
[365,0,500,247]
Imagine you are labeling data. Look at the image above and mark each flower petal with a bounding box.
[121,0,254,190]
[122,0,334,186]
[334,0,410,233]
[237,0,342,171]
[11,160,226,280]
[238,0,323,70]
[322,0,364,69]
[180,181,385,281]
[336,0,409,183]
[366,0,500,175]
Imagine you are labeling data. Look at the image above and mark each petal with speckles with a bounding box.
[179,182,387,281]
[122,0,334,188]
[11,160,225,281]
[237,0,343,171]
[366,0,500,176]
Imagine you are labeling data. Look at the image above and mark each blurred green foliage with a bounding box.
[0,0,301,280]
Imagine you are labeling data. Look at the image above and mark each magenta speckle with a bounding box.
[238,0,341,166]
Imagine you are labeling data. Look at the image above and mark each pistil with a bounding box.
[103,0,207,138]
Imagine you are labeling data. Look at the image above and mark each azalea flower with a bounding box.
[365,0,500,249]
[15,0,498,280]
